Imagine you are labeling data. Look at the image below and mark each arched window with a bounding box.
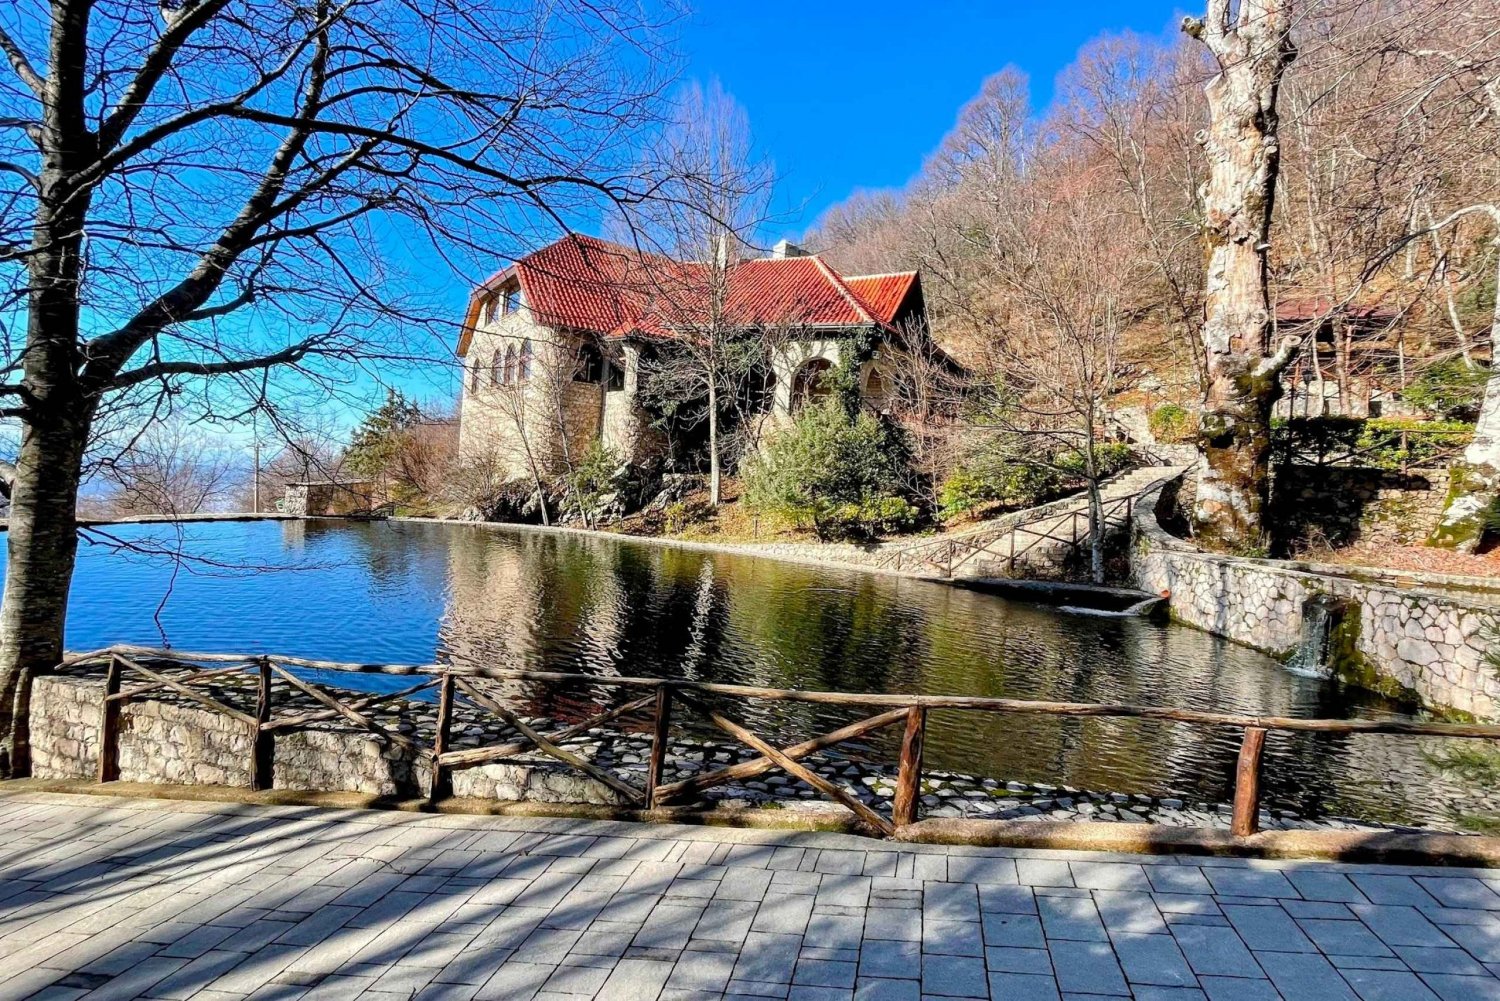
[482,293,499,325]
[519,339,533,382]
[574,342,603,383]
[502,283,522,314]
[503,345,518,385]
[791,358,834,411]
[490,349,504,387]
[469,358,481,393]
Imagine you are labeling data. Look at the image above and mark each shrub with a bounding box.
[742,401,917,540]
[1403,359,1490,421]
[568,438,622,514]
[1148,403,1195,444]
[1273,416,1474,470]
[938,454,1059,519]
[937,440,1134,520]
[1055,442,1136,479]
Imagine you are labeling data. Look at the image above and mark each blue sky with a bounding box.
[680,1,1189,239]
[272,2,1200,427]
[382,2,1195,414]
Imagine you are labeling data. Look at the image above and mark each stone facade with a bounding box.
[281,480,375,517]
[1131,478,1500,718]
[457,306,651,481]
[1271,466,1451,552]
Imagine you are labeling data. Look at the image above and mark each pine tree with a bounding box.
[346,390,422,480]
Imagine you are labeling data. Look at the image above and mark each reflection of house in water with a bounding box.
[439,529,641,721]
[1275,297,1411,418]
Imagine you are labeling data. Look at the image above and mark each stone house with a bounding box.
[456,234,931,479]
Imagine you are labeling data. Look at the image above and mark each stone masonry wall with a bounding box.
[27,672,1430,831]
[28,674,625,804]
[1131,479,1500,719]
[1271,466,1451,553]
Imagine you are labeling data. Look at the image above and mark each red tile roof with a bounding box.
[1275,296,1397,324]
[459,234,921,356]
[845,272,920,325]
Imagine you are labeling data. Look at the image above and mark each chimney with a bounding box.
[770,239,808,259]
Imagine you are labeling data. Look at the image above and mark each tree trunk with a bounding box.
[1185,1,1299,552]
[1,116,94,774]
[1086,476,1105,585]
[0,410,89,777]
[1430,251,1500,552]
[708,376,722,507]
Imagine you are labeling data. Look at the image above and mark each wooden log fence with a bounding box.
[73,645,1500,839]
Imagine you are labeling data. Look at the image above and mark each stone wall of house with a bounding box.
[1271,467,1451,552]
[28,674,626,804]
[1131,479,1500,718]
[459,316,660,479]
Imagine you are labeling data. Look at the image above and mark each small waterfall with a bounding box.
[1287,594,1344,678]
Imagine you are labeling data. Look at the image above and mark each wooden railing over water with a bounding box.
[62,644,1500,839]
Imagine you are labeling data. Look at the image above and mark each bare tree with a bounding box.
[0,0,677,774]
[98,420,237,517]
[634,80,776,506]
[1181,0,1300,550]
[1378,5,1500,549]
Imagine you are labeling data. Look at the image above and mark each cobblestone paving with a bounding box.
[4,793,1500,1001]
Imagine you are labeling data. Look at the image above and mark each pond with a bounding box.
[17,517,1495,830]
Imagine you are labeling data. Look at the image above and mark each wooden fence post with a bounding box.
[1231,727,1268,837]
[645,684,672,807]
[98,655,123,783]
[429,673,455,804]
[892,706,927,828]
[250,658,274,791]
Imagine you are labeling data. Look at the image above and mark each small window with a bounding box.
[519,339,533,381]
[469,359,481,393]
[574,343,603,383]
[502,283,522,315]
[503,345,518,385]
[605,360,625,393]
[482,293,499,325]
[490,349,504,386]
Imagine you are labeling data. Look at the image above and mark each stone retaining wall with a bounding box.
[1131,478,1500,718]
[28,674,623,804]
[1271,466,1452,553]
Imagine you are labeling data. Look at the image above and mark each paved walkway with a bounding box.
[4,794,1500,1001]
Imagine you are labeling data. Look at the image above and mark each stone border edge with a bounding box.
[7,778,1500,870]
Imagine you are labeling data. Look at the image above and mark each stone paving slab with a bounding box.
[6,793,1500,1001]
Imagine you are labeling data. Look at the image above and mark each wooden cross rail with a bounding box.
[76,645,1500,838]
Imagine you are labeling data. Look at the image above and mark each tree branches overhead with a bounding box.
[0,0,682,412]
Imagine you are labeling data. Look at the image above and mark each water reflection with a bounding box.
[19,518,1494,829]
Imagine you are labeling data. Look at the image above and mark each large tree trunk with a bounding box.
[1430,251,1500,551]
[1185,2,1299,551]
[0,417,88,777]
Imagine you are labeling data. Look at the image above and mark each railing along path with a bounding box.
[62,644,1500,840]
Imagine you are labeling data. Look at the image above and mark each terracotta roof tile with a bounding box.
[845,272,919,325]
[459,234,915,355]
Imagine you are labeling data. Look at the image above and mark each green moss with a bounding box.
[1325,610,1425,706]
[1429,462,1500,549]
